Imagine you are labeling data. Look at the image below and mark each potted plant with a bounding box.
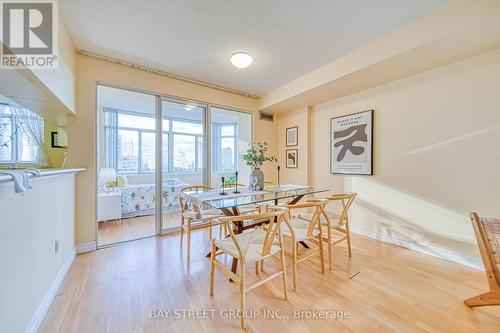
[242,142,277,190]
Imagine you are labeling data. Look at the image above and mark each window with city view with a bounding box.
[0,105,40,164]
[104,108,211,174]
[103,108,247,176]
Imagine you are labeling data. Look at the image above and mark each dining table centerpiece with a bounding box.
[242,142,277,190]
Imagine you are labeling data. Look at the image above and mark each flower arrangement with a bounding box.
[242,141,277,169]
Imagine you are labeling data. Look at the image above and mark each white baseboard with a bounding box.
[25,248,76,333]
[76,241,97,254]
[349,225,483,270]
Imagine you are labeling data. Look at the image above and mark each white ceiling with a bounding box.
[61,0,452,96]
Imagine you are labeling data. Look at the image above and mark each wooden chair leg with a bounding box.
[240,262,246,329]
[260,260,264,272]
[186,227,191,264]
[209,221,212,240]
[291,240,298,291]
[317,227,325,274]
[465,291,500,307]
[280,249,288,300]
[209,242,216,296]
[345,221,352,257]
[255,262,259,275]
[326,226,333,270]
[179,225,184,248]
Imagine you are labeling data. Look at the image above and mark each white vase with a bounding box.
[249,168,264,190]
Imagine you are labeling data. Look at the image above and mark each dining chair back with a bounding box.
[327,192,357,226]
[303,192,357,269]
[178,185,220,264]
[276,200,327,290]
[209,209,289,329]
[179,185,213,212]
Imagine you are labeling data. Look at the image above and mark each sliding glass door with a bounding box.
[96,84,253,245]
[97,85,157,246]
[160,98,207,231]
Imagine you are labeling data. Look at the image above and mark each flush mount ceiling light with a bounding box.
[230,51,253,69]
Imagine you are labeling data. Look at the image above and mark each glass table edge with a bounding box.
[200,187,330,210]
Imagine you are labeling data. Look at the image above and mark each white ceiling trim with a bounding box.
[77,49,260,99]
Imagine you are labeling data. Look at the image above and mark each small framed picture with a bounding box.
[286,149,298,168]
[286,126,298,147]
[51,132,64,148]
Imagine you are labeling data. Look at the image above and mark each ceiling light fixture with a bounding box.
[230,51,253,69]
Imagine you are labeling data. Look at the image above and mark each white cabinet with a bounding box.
[97,192,122,222]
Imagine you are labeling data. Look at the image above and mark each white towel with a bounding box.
[24,168,41,176]
[0,170,27,194]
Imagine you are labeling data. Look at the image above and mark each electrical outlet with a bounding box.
[54,240,59,255]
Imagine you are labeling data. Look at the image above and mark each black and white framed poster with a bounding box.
[330,110,373,175]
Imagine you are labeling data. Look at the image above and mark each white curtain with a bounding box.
[11,106,51,168]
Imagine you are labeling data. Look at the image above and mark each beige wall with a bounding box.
[44,120,67,168]
[277,107,311,185]
[277,48,500,262]
[68,54,277,245]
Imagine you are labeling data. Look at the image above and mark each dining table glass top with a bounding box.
[183,184,329,210]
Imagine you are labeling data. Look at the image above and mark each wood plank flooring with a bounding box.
[98,212,181,246]
[40,230,500,333]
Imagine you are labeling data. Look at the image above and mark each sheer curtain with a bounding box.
[11,106,51,168]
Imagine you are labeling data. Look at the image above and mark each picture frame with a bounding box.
[286,149,298,168]
[286,126,298,147]
[330,110,373,175]
[51,132,64,148]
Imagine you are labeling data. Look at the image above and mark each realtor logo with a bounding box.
[1,0,58,68]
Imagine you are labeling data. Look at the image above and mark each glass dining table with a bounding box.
[185,184,327,215]
[183,184,329,276]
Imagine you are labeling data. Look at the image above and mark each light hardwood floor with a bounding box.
[40,230,500,333]
[98,212,181,246]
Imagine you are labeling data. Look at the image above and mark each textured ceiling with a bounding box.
[60,0,452,96]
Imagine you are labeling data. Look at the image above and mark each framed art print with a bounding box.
[286,126,298,147]
[286,149,298,168]
[51,132,64,148]
[330,110,373,175]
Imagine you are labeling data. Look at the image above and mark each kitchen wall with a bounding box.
[277,48,500,264]
[44,120,67,168]
[0,173,77,333]
[68,54,278,247]
[30,11,76,114]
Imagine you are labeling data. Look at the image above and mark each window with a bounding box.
[117,129,139,173]
[0,105,41,164]
[210,107,252,188]
[212,123,238,172]
[102,103,251,177]
[172,120,203,134]
[162,133,169,172]
[104,109,205,174]
[173,134,195,172]
[140,132,155,172]
[119,113,155,130]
